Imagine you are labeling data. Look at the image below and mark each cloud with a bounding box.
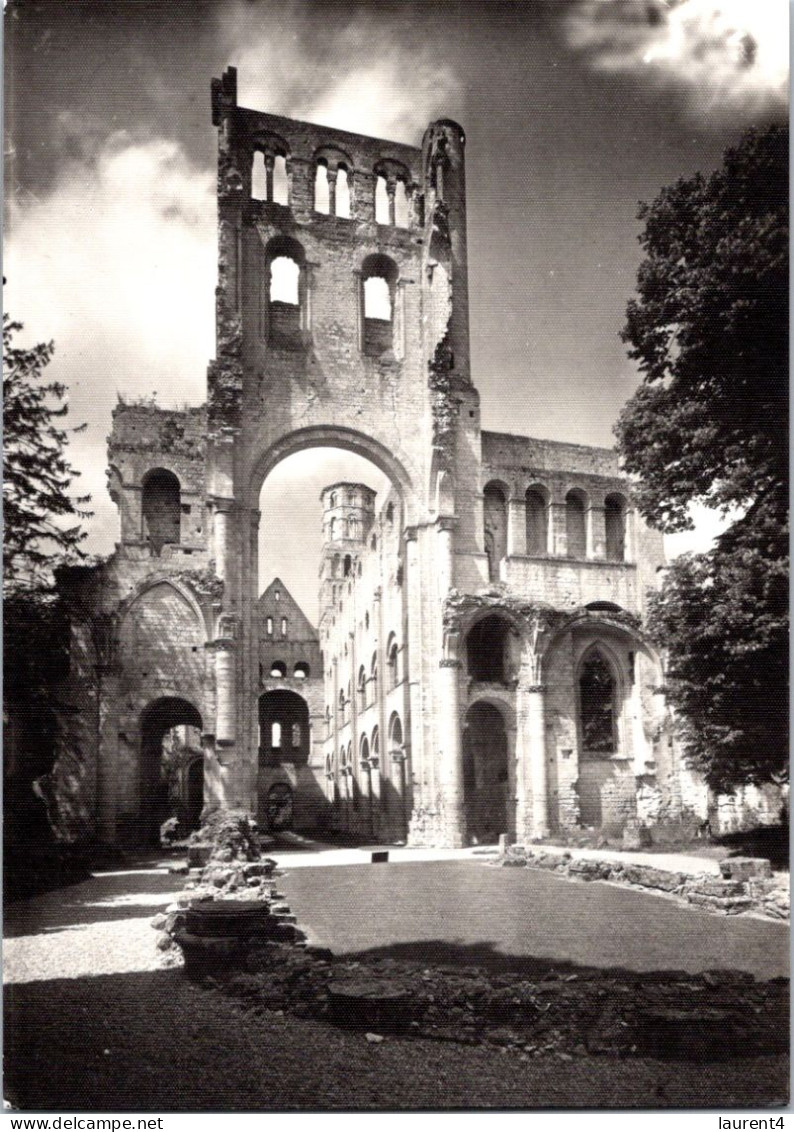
[219,0,464,142]
[565,0,788,122]
[5,122,216,554]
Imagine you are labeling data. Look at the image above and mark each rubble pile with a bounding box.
[150,810,307,970]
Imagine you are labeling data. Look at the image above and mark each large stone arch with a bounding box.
[117,580,207,709]
[245,425,417,521]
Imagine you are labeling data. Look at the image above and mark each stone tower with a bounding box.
[206,65,479,844]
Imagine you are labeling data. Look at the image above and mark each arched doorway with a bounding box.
[463,701,508,844]
[139,697,203,846]
[267,782,294,830]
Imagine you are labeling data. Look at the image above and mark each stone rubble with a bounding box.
[500,846,789,921]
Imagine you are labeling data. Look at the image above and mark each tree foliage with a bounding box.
[3,314,92,598]
[616,124,788,792]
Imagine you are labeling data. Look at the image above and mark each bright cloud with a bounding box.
[5,123,216,554]
[220,1,464,142]
[565,0,788,121]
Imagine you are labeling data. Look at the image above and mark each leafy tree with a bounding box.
[3,314,93,839]
[616,124,788,793]
[3,314,91,597]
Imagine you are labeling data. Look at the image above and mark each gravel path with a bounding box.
[3,854,789,1111]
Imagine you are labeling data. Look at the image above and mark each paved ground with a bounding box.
[3,848,789,1111]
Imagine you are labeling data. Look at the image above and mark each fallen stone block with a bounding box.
[568,858,613,881]
[621,864,684,892]
[719,857,773,881]
[686,893,753,913]
[684,878,746,898]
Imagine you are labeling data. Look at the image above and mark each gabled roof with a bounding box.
[257,577,318,640]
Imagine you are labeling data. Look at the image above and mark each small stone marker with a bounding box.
[719,857,773,881]
[371,850,389,864]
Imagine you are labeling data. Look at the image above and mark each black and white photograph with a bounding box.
[3,0,789,1116]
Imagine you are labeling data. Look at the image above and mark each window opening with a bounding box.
[394,180,409,227]
[580,652,617,754]
[566,491,587,558]
[525,489,548,556]
[251,152,268,200]
[272,155,288,205]
[314,162,330,214]
[605,494,626,561]
[336,167,351,218]
[375,175,389,223]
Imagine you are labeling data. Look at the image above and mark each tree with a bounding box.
[615,124,788,793]
[3,314,92,597]
[3,315,93,840]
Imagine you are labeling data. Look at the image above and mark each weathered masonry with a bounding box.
[47,67,781,846]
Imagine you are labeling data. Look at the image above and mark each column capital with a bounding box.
[404,525,418,543]
[210,496,235,514]
[437,516,458,532]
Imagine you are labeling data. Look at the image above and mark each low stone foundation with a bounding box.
[207,941,788,1061]
[501,847,789,921]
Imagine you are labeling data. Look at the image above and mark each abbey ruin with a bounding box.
[47,67,778,847]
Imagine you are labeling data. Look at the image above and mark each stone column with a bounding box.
[327,167,337,217]
[212,499,234,585]
[436,516,457,596]
[387,178,396,226]
[214,639,236,746]
[437,654,466,847]
[507,496,527,557]
[96,670,120,843]
[264,152,274,202]
[526,684,549,839]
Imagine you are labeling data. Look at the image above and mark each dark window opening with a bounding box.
[525,488,548,556]
[467,615,511,683]
[605,494,626,561]
[142,469,181,555]
[566,490,587,558]
[580,652,616,754]
[483,483,507,582]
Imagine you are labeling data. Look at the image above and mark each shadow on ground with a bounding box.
[4,965,789,1112]
[714,823,789,870]
[4,867,182,937]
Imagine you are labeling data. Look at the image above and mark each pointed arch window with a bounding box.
[579,651,617,755]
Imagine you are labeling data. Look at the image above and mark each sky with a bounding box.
[4,0,789,621]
